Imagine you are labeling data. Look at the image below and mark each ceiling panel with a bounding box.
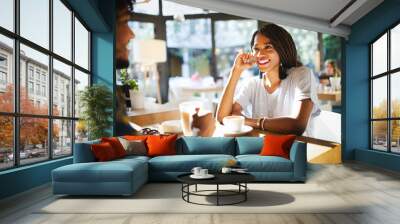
[167,0,383,37]
[223,0,352,21]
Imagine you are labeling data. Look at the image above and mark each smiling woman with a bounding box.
[216,23,320,137]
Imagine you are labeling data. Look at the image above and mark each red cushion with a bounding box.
[101,137,126,158]
[91,142,118,162]
[146,134,178,157]
[259,134,297,159]
[124,135,149,141]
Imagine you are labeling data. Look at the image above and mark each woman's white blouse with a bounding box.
[234,66,320,136]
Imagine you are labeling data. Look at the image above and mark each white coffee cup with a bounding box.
[179,101,204,136]
[221,167,232,174]
[329,76,341,91]
[191,167,202,176]
[200,169,208,176]
[223,115,245,133]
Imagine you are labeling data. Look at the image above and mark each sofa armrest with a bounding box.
[289,141,307,181]
[73,140,100,163]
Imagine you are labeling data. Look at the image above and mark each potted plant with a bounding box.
[120,69,144,110]
[79,84,113,140]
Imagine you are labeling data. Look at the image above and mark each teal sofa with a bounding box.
[52,137,307,196]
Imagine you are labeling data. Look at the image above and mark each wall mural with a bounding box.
[114,0,342,158]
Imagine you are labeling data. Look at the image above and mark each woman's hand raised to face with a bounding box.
[233,52,256,73]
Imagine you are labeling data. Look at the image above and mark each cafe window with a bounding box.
[370,22,400,154]
[0,0,91,171]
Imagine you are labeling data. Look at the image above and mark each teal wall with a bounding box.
[0,158,72,199]
[355,149,400,172]
[0,0,116,200]
[345,0,400,171]
[91,0,116,136]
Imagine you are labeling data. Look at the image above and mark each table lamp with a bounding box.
[132,39,167,103]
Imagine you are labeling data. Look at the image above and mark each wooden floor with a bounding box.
[1,162,400,224]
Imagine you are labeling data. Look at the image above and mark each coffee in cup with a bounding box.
[179,101,215,136]
[179,101,203,136]
[223,115,245,133]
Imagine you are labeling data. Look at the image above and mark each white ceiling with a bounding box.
[168,0,384,37]
[224,0,352,22]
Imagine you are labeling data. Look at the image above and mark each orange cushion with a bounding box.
[91,142,118,162]
[124,135,149,141]
[259,134,296,159]
[146,134,178,157]
[101,137,126,158]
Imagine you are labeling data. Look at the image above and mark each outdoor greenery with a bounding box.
[323,34,342,66]
[120,69,139,91]
[79,84,113,140]
[0,85,59,150]
[373,99,400,141]
[189,49,211,77]
[285,26,318,69]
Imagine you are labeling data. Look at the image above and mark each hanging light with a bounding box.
[173,13,186,22]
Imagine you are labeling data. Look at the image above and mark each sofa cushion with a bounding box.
[118,137,147,156]
[236,155,293,172]
[147,134,178,157]
[101,137,127,158]
[260,134,296,159]
[91,142,118,162]
[177,137,235,155]
[148,154,235,172]
[124,135,149,141]
[52,159,147,183]
[235,137,263,155]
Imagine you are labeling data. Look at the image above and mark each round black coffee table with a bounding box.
[177,173,255,206]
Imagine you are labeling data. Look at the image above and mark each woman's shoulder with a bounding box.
[286,66,312,82]
[288,66,311,76]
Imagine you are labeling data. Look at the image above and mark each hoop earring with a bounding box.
[279,63,287,80]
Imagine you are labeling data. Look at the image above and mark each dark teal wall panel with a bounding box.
[344,44,369,159]
[345,0,400,171]
[0,158,72,199]
[91,0,116,135]
[65,0,110,32]
[92,33,114,87]
[355,149,400,172]
[348,0,400,45]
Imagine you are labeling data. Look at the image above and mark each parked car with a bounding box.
[7,153,13,161]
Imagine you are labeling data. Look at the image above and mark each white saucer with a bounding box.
[223,125,253,135]
[190,174,215,179]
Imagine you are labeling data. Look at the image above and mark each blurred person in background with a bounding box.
[319,59,341,86]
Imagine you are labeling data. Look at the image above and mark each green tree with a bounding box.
[323,34,342,67]
[0,85,59,150]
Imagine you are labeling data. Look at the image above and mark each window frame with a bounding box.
[129,0,255,98]
[370,19,400,154]
[0,0,92,171]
